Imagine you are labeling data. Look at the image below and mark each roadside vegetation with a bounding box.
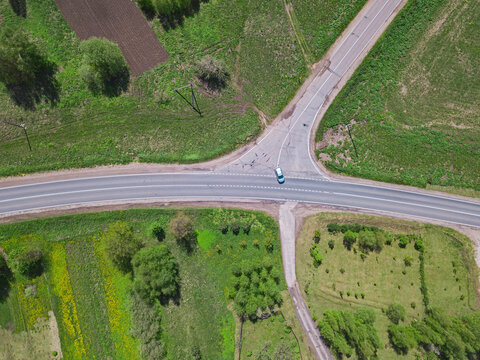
[316,0,480,194]
[297,213,480,359]
[0,0,365,176]
[0,208,313,359]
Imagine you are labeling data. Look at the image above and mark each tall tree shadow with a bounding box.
[9,0,26,17]
[6,63,59,110]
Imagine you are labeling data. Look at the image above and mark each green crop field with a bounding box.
[297,213,480,359]
[0,208,314,359]
[316,0,480,195]
[0,0,365,177]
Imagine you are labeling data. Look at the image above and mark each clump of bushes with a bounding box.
[169,213,197,252]
[386,303,406,324]
[343,230,357,250]
[310,243,323,267]
[327,223,379,234]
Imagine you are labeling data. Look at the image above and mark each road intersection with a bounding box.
[1,0,478,358]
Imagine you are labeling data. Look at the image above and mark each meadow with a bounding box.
[316,0,480,194]
[297,212,480,359]
[0,208,313,359]
[0,0,366,176]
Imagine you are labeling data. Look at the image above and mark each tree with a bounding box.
[358,230,377,253]
[328,239,335,250]
[0,26,58,108]
[313,230,321,244]
[79,37,129,96]
[310,243,323,267]
[196,55,229,90]
[169,213,197,252]
[386,303,406,324]
[104,221,142,273]
[132,244,179,303]
[343,230,357,250]
[9,0,26,17]
[15,249,44,278]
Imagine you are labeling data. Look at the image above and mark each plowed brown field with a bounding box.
[55,0,168,75]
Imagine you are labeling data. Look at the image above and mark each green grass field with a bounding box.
[0,208,313,359]
[296,213,480,359]
[316,0,480,193]
[0,0,365,177]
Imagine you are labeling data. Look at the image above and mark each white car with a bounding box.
[274,167,285,184]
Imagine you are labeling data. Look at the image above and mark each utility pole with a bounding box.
[174,83,202,116]
[4,120,32,151]
[345,124,358,159]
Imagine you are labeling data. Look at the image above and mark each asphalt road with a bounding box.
[2,173,479,226]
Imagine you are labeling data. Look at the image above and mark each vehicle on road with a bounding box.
[275,167,285,184]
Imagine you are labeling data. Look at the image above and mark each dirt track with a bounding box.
[55,0,168,75]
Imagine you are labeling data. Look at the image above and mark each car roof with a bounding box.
[275,167,283,175]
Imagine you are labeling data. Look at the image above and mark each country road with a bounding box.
[1,0,478,359]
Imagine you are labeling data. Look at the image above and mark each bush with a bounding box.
[343,230,357,250]
[404,256,414,267]
[358,230,382,253]
[265,237,274,252]
[104,221,142,273]
[79,37,129,96]
[169,213,197,252]
[414,239,424,251]
[313,230,321,244]
[328,239,335,250]
[310,243,323,267]
[151,224,165,241]
[132,245,179,303]
[386,303,406,324]
[398,235,409,248]
[219,221,229,234]
[196,55,229,90]
[231,221,240,235]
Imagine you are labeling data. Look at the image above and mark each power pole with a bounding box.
[174,83,202,116]
[345,124,358,159]
[4,120,32,151]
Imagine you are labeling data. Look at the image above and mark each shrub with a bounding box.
[79,37,129,96]
[410,302,416,309]
[398,235,409,248]
[343,231,357,250]
[310,243,323,267]
[360,252,367,261]
[253,239,259,248]
[328,239,335,250]
[339,290,344,298]
[151,224,165,241]
[231,221,240,235]
[241,220,252,235]
[347,291,351,297]
[104,221,142,273]
[414,239,424,251]
[196,55,229,90]
[386,303,406,324]
[132,245,179,303]
[313,230,321,244]
[361,293,365,299]
[340,268,345,274]
[169,213,197,252]
[265,237,274,252]
[219,221,229,234]
[404,256,414,267]
[240,240,247,249]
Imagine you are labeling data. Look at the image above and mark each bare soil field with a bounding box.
[55,0,168,75]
